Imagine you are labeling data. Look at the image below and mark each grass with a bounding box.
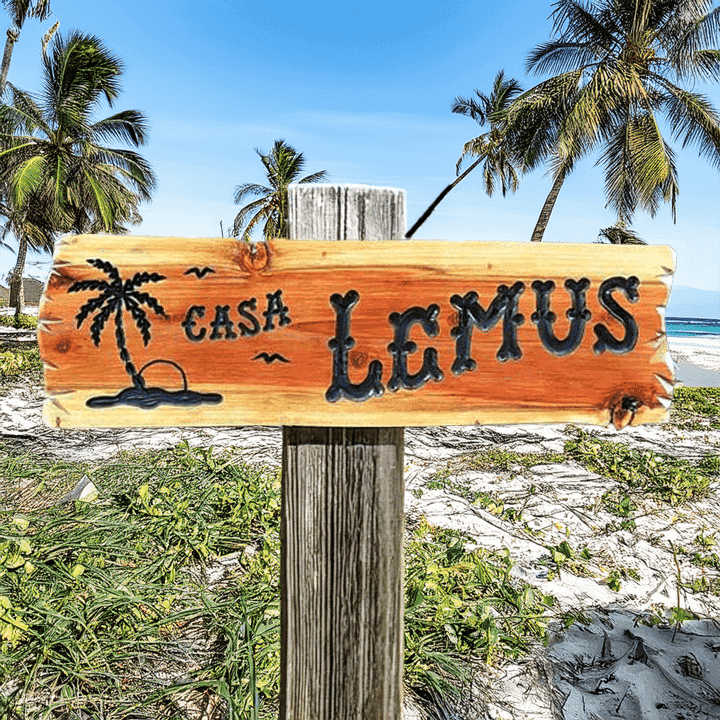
[0,441,556,719]
[0,314,38,331]
[404,522,553,693]
[671,387,720,430]
[564,426,717,506]
[0,345,42,385]
[0,444,283,719]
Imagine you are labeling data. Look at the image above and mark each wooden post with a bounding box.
[281,185,406,719]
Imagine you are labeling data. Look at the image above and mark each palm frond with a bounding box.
[68,278,109,294]
[126,271,166,291]
[89,110,150,146]
[600,113,678,222]
[41,19,59,55]
[133,290,166,318]
[89,300,115,346]
[232,197,268,237]
[298,170,328,184]
[241,204,271,238]
[81,169,115,230]
[452,93,490,123]
[3,0,31,27]
[660,81,720,170]
[9,154,45,206]
[526,40,603,76]
[683,49,720,82]
[233,183,271,204]
[86,257,120,281]
[29,0,51,21]
[75,290,110,330]
[83,148,157,198]
[124,298,151,346]
[662,4,720,75]
[550,0,621,50]
[2,85,46,130]
[598,223,646,244]
[457,134,489,174]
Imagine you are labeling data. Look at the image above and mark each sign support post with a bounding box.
[280,185,406,719]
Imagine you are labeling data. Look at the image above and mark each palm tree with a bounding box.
[70,258,166,391]
[406,71,523,238]
[0,31,156,311]
[509,0,720,242]
[69,257,223,409]
[597,220,647,244]
[0,198,54,316]
[0,0,53,95]
[232,139,327,240]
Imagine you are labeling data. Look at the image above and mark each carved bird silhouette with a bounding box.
[184,267,215,278]
[253,352,290,364]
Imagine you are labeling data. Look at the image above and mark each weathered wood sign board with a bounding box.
[37,235,675,429]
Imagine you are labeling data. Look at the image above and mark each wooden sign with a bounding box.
[38,235,675,429]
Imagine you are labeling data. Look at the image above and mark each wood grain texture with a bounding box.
[38,228,675,429]
[280,426,404,720]
[281,184,405,720]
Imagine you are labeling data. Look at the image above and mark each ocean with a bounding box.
[667,317,720,338]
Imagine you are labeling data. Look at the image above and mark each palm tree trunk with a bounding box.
[405,157,483,239]
[115,310,145,390]
[0,27,20,95]
[8,235,26,315]
[531,171,566,242]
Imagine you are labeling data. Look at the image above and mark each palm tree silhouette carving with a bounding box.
[69,258,223,409]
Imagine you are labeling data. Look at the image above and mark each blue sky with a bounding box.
[1,0,719,292]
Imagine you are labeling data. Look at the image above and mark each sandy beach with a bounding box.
[669,336,720,386]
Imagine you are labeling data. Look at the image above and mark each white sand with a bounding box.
[669,336,720,373]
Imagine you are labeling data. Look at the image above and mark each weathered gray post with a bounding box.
[281,185,406,719]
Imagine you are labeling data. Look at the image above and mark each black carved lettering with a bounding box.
[326,290,384,402]
[593,276,639,354]
[450,282,525,374]
[182,305,207,342]
[263,289,291,331]
[531,278,591,356]
[210,305,237,340]
[237,298,261,336]
[387,304,443,392]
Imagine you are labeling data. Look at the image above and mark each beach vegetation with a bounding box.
[564,427,715,505]
[0,345,40,383]
[231,139,328,241]
[452,446,566,473]
[605,572,622,592]
[0,441,556,718]
[671,386,720,430]
[405,522,553,688]
[542,540,595,578]
[0,312,36,329]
